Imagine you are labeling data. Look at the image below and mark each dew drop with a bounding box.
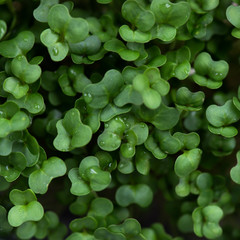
[105,123,109,128]
[109,133,117,139]
[90,168,97,174]
[17,55,24,60]
[52,47,59,56]
[84,92,92,103]
[0,110,4,117]
[165,3,171,8]
[119,163,124,168]
[128,146,133,152]
[34,104,40,110]
[100,141,105,146]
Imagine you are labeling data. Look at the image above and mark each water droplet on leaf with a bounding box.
[165,3,171,8]
[34,104,40,110]
[52,47,59,56]
[84,92,92,103]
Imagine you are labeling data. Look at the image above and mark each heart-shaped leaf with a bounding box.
[174,148,202,178]
[116,184,153,207]
[8,189,44,227]
[29,157,66,194]
[0,31,35,58]
[54,108,92,151]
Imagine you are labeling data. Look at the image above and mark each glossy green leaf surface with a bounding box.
[54,108,92,151]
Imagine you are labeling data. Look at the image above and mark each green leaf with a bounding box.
[40,29,69,62]
[69,35,101,56]
[80,156,111,192]
[232,28,240,38]
[175,87,205,111]
[104,39,140,61]
[206,100,240,127]
[12,130,40,167]
[11,55,41,84]
[97,117,125,151]
[208,125,238,138]
[230,151,240,184]
[226,5,240,29]
[135,147,151,175]
[151,24,177,42]
[114,85,143,107]
[174,148,202,178]
[155,130,182,154]
[75,97,101,133]
[122,0,155,32]
[48,4,89,43]
[8,189,44,227]
[173,132,200,150]
[192,205,223,239]
[116,184,153,207]
[0,101,30,137]
[3,77,29,99]
[133,74,161,109]
[29,157,66,194]
[133,67,169,109]
[8,201,44,227]
[0,31,35,58]
[0,152,27,182]
[9,92,45,114]
[161,46,191,80]
[89,197,113,217]
[33,0,59,22]
[68,168,91,196]
[16,221,37,239]
[70,216,98,232]
[150,0,191,28]
[193,52,229,89]
[119,25,152,43]
[83,69,124,109]
[101,103,131,122]
[54,108,92,151]
[137,103,180,130]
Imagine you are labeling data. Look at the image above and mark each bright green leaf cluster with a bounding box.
[68,156,112,196]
